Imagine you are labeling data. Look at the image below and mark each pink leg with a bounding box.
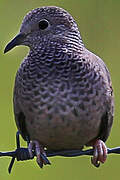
[91,139,107,167]
[28,140,49,168]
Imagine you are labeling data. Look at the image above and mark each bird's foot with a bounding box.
[91,139,107,167]
[28,140,51,168]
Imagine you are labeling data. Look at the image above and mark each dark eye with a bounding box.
[39,19,49,30]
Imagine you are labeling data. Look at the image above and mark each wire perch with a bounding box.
[0,131,120,174]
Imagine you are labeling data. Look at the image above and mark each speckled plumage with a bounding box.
[7,7,114,154]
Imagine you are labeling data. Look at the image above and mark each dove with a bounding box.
[4,6,114,168]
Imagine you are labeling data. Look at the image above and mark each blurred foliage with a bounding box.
[0,0,120,179]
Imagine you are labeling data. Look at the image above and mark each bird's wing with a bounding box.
[83,48,114,142]
[13,73,30,141]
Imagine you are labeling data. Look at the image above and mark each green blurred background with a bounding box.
[0,0,120,179]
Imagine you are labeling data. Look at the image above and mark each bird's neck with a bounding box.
[29,31,84,57]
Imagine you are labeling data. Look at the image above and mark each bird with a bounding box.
[4,6,114,168]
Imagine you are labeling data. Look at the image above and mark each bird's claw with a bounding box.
[8,131,51,173]
[28,140,51,168]
[91,139,107,168]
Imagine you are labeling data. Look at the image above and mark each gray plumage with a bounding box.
[6,6,114,153]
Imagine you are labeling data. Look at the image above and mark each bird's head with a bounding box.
[4,6,82,53]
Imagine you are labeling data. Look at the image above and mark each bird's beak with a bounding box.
[4,33,25,54]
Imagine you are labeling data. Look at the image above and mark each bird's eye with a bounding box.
[39,19,49,30]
